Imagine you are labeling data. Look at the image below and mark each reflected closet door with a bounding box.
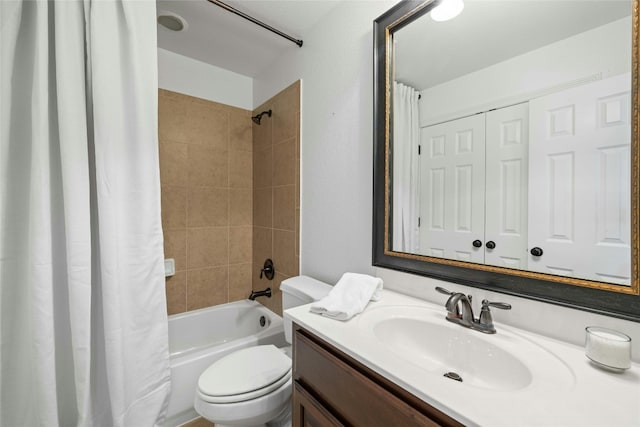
[418,114,486,263]
[485,103,529,270]
[528,73,631,284]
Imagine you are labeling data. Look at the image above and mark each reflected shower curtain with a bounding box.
[0,1,171,426]
[392,82,420,253]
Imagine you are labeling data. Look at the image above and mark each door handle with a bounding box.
[485,241,496,249]
[472,239,483,248]
[530,247,543,257]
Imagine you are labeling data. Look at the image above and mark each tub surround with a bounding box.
[159,80,301,316]
[252,81,301,317]
[285,289,640,426]
[159,89,254,314]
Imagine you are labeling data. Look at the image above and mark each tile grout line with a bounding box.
[226,112,231,305]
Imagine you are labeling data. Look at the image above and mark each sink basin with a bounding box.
[358,305,575,392]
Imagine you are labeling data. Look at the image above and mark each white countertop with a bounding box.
[285,289,640,427]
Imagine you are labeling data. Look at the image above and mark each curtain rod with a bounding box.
[205,0,303,48]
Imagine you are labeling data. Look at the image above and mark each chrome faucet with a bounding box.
[436,287,511,334]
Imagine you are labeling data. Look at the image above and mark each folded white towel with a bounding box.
[309,273,383,321]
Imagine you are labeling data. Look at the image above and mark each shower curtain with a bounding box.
[0,1,171,426]
[392,82,421,253]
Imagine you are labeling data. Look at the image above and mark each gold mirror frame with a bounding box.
[373,0,640,321]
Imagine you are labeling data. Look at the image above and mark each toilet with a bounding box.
[194,276,332,427]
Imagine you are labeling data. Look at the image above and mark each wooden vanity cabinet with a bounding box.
[292,325,464,427]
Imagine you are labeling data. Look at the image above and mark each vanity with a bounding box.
[291,319,461,427]
[286,289,640,426]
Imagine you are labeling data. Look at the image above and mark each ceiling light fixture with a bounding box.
[431,0,464,22]
[157,12,187,32]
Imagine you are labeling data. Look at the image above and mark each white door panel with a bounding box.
[485,103,529,269]
[419,114,485,263]
[528,73,631,284]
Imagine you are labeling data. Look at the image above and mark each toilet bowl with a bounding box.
[194,345,292,427]
[193,276,332,427]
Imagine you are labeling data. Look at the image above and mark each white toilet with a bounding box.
[194,276,332,427]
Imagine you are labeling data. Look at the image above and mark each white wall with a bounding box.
[254,2,640,348]
[419,17,631,126]
[158,48,252,109]
[253,0,397,285]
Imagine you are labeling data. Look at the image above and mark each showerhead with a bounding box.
[251,109,272,125]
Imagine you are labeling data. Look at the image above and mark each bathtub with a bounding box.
[164,300,287,427]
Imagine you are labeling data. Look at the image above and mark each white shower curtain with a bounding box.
[0,1,171,426]
[392,82,421,253]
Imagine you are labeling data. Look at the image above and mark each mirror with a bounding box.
[373,0,640,321]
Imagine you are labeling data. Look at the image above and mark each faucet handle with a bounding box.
[259,258,275,280]
[435,286,455,295]
[482,300,511,310]
[478,299,511,333]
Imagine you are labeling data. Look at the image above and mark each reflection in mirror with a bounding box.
[390,1,632,286]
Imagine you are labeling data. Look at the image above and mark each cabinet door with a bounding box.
[485,102,529,269]
[294,328,459,427]
[528,73,631,284]
[292,381,344,427]
[419,114,486,263]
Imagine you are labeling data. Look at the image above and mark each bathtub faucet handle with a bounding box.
[260,258,275,280]
[249,288,272,301]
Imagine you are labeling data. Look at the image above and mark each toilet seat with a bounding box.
[197,345,291,404]
[198,369,291,403]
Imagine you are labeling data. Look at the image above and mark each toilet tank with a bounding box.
[281,276,332,343]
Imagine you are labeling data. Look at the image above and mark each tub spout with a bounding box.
[249,287,272,301]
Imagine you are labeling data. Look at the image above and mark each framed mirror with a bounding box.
[373,0,640,321]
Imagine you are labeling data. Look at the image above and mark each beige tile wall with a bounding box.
[252,81,301,316]
[159,89,253,315]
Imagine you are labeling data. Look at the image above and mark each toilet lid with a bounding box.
[198,345,291,400]
[197,369,291,404]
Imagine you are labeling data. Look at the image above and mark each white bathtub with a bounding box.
[164,300,287,426]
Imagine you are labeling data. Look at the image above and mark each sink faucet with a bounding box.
[436,287,511,334]
[444,292,475,325]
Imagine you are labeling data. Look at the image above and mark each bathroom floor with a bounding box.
[181,417,214,427]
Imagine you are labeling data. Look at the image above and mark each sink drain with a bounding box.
[444,372,463,382]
